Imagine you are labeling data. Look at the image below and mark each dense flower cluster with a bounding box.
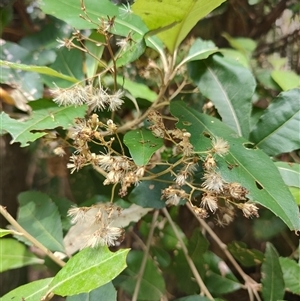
[196,137,259,225]
[54,97,259,230]
[159,133,259,225]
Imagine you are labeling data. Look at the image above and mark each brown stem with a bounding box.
[0,205,66,268]
[187,202,262,301]
[162,207,215,300]
[132,210,159,301]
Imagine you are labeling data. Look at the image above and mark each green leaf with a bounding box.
[117,250,165,300]
[44,47,84,88]
[189,228,209,260]
[0,229,13,237]
[179,38,218,66]
[161,223,187,251]
[172,249,199,294]
[272,70,300,91]
[66,282,117,301]
[188,54,256,137]
[289,187,300,205]
[279,257,300,294]
[275,162,300,188]
[261,243,285,301]
[1,278,53,301]
[48,246,129,296]
[17,191,65,252]
[116,37,147,67]
[132,0,226,53]
[170,101,300,231]
[269,57,287,70]
[203,252,242,295]
[0,41,44,100]
[0,60,79,83]
[228,241,264,267]
[116,75,157,102]
[41,0,163,54]
[250,89,300,155]
[150,246,171,268]
[51,196,74,232]
[0,99,87,147]
[19,17,73,52]
[255,69,281,91]
[128,165,171,209]
[124,128,164,166]
[85,31,106,78]
[253,211,286,240]
[222,33,257,56]
[0,238,44,272]
[218,48,249,68]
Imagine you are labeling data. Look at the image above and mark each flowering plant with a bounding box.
[0,0,299,300]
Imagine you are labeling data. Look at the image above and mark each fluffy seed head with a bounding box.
[202,171,226,193]
[201,193,218,213]
[211,137,230,156]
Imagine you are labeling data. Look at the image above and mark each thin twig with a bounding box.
[186,202,262,301]
[162,207,214,300]
[132,210,159,301]
[0,205,65,268]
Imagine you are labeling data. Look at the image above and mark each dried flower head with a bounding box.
[106,119,118,133]
[178,132,194,157]
[67,154,87,174]
[175,172,187,186]
[86,85,108,111]
[149,125,165,138]
[239,202,259,218]
[107,90,124,111]
[162,186,188,206]
[84,226,124,248]
[186,160,199,175]
[166,192,181,206]
[148,110,164,125]
[104,170,122,185]
[211,137,229,156]
[135,166,145,178]
[221,213,234,225]
[203,154,216,171]
[67,206,90,224]
[53,146,66,157]
[191,205,208,219]
[68,203,125,249]
[97,154,114,170]
[227,182,248,200]
[201,193,218,213]
[168,128,184,140]
[148,111,166,138]
[202,171,226,193]
[51,84,87,107]
[56,38,73,49]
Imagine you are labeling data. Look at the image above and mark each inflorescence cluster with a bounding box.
[50,82,259,248]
